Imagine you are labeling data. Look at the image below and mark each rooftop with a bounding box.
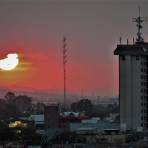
[114,42,148,55]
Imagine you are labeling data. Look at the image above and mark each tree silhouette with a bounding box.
[3,92,33,118]
[71,98,93,116]
[15,95,32,115]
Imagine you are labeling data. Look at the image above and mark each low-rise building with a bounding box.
[30,114,45,134]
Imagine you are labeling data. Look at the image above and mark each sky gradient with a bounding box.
[0,0,148,97]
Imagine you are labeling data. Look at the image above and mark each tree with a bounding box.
[0,120,15,141]
[71,98,93,116]
[92,104,107,119]
[35,102,45,114]
[5,91,16,103]
[5,92,20,118]
[4,92,33,118]
[0,99,7,119]
[15,95,32,115]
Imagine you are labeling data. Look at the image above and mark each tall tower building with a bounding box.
[114,10,148,131]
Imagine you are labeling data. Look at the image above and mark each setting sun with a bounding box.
[0,53,19,71]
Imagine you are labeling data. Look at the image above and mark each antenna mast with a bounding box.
[133,7,147,43]
[63,36,67,111]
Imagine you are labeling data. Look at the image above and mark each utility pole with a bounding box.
[63,36,67,111]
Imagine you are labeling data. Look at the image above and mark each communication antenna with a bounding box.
[127,38,129,45]
[133,37,135,44]
[119,37,122,44]
[63,36,67,111]
[133,7,147,43]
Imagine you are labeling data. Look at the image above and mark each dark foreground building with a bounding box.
[44,103,59,129]
[114,12,148,131]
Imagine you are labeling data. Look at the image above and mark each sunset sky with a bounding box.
[0,0,148,97]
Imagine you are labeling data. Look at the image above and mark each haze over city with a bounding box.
[0,0,148,97]
[1,0,148,147]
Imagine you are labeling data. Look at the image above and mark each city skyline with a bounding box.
[0,0,148,97]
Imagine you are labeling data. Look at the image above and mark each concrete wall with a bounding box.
[119,55,142,130]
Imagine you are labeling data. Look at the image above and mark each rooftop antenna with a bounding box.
[133,37,135,44]
[63,36,67,111]
[119,37,122,44]
[133,6,147,43]
[127,38,129,45]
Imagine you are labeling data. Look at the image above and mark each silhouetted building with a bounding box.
[44,104,59,129]
[114,12,148,130]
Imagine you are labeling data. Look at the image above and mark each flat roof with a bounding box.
[114,42,148,55]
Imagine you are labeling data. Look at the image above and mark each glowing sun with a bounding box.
[0,53,19,71]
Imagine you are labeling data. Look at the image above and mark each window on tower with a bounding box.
[121,56,125,60]
[136,56,139,60]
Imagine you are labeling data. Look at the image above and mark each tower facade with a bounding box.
[114,11,148,131]
[115,43,148,130]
